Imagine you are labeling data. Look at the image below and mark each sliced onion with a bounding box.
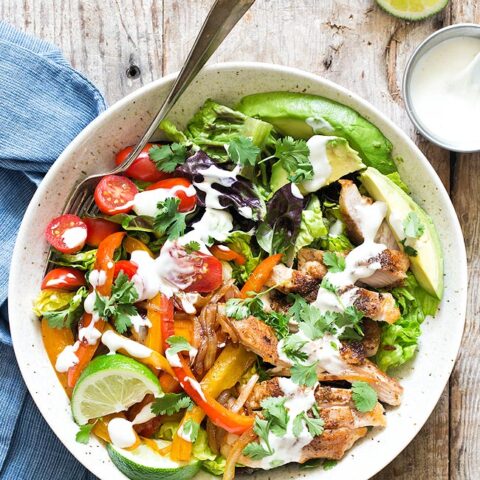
[231,374,259,413]
[223,427,256,480]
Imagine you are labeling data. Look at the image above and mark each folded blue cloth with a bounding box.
[0,21,106,479]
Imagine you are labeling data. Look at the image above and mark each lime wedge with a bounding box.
[71,354,161,425]
[107,439,201,480]
[376,0,449,20]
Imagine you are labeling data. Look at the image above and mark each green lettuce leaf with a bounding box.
[225,231,262,284]
[294,195,328,254]
[51,249,97,271]
[33,289,76,317]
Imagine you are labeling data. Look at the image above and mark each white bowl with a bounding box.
[8,63,467,480]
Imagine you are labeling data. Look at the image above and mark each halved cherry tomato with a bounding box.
[210,245,246,265]
[45,214,87,254]
[94,175,138,215]
[114,260,138,280]
[185,254,223,293]
[146,178,196,213]
[83,217,121,247]
[41,267,86,290]
[115,143,170,182]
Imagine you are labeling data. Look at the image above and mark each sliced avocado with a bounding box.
[360,167,443,299]
[270,136,365,193]
[237,91,397,174]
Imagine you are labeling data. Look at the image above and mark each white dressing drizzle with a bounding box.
[301,135,335,193]
[132,402,156,426]
[101,330,152,359]
[55,341,80,372]
[132,185,196,217]
[61,226,87,249]
[107,417,137,449]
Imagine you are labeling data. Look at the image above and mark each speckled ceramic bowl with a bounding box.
[9,63,467,480]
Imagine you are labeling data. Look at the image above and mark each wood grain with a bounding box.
[1,1,476,478]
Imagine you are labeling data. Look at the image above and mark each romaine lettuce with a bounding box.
[294,195,328,253]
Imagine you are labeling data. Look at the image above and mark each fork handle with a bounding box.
[112,0,256,174]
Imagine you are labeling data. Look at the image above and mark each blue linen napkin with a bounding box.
[0,21,107,479]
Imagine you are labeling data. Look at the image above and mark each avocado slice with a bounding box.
[270,136,365,193]
[360,167,443,299]
[237,91,397,175]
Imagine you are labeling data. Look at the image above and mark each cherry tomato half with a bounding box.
[94,175,138,215]
[115,143,170,182]
[83,217,121,247]
[184,253,223,293]
[146,178,197,213]
[45,214,87,254]
[114,260,138,280]
[41,267,86,290]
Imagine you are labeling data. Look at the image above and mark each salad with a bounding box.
[34,92,443,480]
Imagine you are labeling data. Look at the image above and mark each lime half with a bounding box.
[107,439,201,480]
[71,354,161,425]
[376,0,449,20]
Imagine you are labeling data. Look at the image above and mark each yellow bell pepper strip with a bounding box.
[240,253,283,298]
[67,232,125,388]
[92,418,111,443]
[171,343,256,461]
[161,297,255,437]
[124,236,154,258]
[145,294,168,354]
[41,317,75,396]
[174,319,194,344]
[210,245,246,265]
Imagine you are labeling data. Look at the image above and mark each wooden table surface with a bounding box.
[2,1,478,478]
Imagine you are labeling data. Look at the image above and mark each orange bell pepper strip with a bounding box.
[159,372,181,393]
[210,245,246,265]
[145,294,169,354]
[160,296,254,436]
[174,319,193,344]
[240,253,283,298]
[124,236,154,258]
[67,232,126,388]
[41,317,75,396]
[171,344,255,461]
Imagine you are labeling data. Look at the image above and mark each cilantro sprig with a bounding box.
[291,361,319,387]
[94,273,139,334]
[272,136,312,183]
[403,212,425,239]
[293,405,324,437]
[227,136,260,166]
[322,251,346,273]
[166,335,195,356]
[351,381,378,412]
[75,421,97,444]
[151,393,193,416]
[149,143,187,173]
[43,286,87,329]
[184,240,200,254]
[153,197,188,240]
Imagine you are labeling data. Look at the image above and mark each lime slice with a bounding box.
[376,0,449,20]
[71,354,161,425]
[107,439,201,480]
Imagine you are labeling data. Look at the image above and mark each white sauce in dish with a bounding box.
[107,417,137,449]
[55,341,80,372]
[44,272,78,288]
[410,36,480,150]
[301,135,335,193]
[89,269,106,288]
[165,350,183,368]
[132,402,156,426]
[132,185,196,217]
[129,313,152,333]
[101,330,152,359]
[78,322,102,345]
[61,226,87,249]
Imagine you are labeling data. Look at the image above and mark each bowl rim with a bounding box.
[8,61,467,479]
[402,22,480,153]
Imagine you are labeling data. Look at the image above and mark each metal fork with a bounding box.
[47,0,255,269]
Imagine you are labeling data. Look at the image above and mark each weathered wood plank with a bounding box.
[0,0,164,103]
[449,4,480,480]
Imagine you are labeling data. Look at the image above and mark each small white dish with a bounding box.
[8,62,467,480]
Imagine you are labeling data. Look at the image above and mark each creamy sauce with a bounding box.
[55,341,80,372]
[78,322,102,345]
[129,313,152,333]
[133,185,196,217]
[44,272,77,288]
[61,226,87,249]
[410,36,480,150]
[329,219,343,237]
[101,330,152,358]
[183,377,206,401]
[107,417,137,449]
[175,292,200,314]
[301,135,335,193]
[132,402,157,426]
[89,269,106,288]
[165,350,183,368]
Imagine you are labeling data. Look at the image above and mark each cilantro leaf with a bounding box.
[403,212,425,239]
[291,361,318,387]
[287,294,308,322]
[153,197,188,240]
[303,415,324,437]
[225,298,251,320]
[166,335,194,355]
[252,417,270,443]
[243,441,272,460]
[261,397,289,437]
[75,421,96,444]
[281,334,308,362]
[149,143,187,173]
[322,252,346,273]
[227,136,260,166]
[320,277,337,293]
[151,393,193,416]
[181,419,200,443]
[292,413,305,437]
[43,286,87,329]
[351,381,378,412]
[273,136,312,183]
[113,304,138,334]
[184,241,200,254]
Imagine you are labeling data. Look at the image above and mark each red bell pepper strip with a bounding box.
[240,253,283,298]
[210,245,246,265]
[160,295,254,434]
[67,232,126,388]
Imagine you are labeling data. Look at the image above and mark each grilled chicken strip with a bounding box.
[341,286,400,324]
[297,248,329,279]
[265,264,319,300]
[360,319,381,357]
[222,316,403,405]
